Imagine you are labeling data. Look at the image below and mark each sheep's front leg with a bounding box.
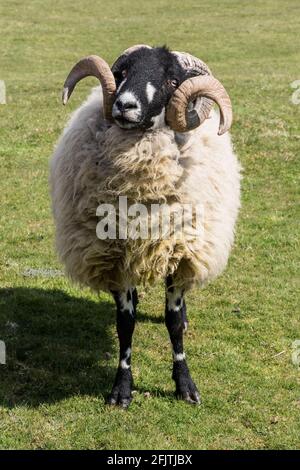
[165,276,201,404]
[108,288,138,408]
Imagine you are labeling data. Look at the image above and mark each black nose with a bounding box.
[115,100,138,112]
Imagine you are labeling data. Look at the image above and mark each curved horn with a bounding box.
[122,44,152,56]
[62,55,116,120]
[111,44,152,72]
[172,51,214,130]
[166,75,232,135]
[173,51,211,76]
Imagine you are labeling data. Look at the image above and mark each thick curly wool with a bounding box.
[50,87,241,292]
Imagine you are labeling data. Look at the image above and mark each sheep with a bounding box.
[50,45,241,408]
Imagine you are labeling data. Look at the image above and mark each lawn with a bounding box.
[0,0,299,450]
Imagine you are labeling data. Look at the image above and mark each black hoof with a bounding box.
[178,385,201,405]
[173,360,201,405]
[107,367,133,408]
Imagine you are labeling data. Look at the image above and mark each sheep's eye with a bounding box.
[167,79,178,88]
[122,69,128,78]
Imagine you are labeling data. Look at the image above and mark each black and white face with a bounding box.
[111,47,187,130]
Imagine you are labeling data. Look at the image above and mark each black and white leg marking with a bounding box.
[108,287,138,408]
[165,276,201,404]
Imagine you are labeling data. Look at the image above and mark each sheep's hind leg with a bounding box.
[108,288,138,408]
[165,276,201,404]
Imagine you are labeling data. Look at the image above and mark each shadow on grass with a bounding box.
[0,287,117,408]
[137,312,164,324]
[135,385,176,400]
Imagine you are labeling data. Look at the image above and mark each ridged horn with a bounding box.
[122,44,152,55]
[62,55,116,120]
[111,45,152,72]
[167,52,232,135]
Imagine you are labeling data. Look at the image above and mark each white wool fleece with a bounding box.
[50,87,241,292]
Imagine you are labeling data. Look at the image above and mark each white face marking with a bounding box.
[120,347,131,369]
[112,90,142,126]
[118,90,137,104]
[146,82,156,103]
[117,77,127,93]
[150,108,166,129]
[173,351,186,362]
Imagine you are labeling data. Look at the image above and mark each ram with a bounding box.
[50,45,241,407]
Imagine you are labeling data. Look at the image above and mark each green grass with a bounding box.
[0,0,299,450]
